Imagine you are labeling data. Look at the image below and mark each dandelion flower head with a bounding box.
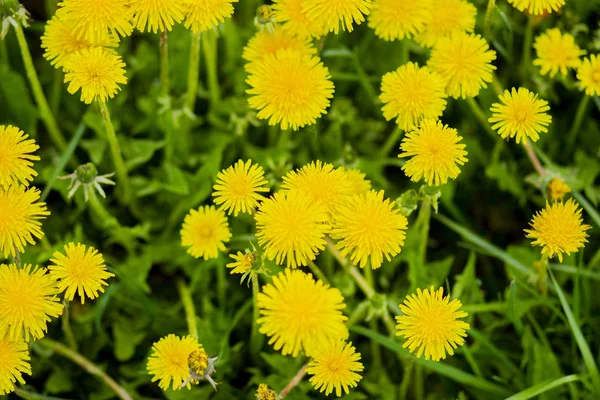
[534,29,585,78]
[183,0,239,33]
[489,88,551,144]
[227,251,255,274]
[577,55,600,97]
[0,185,49,258]
[548,178,571,201]
[272,0,325,38]
[331,190,408,269]
[212,160,269,216]
[0,336,31,395]
[380,62,447,131]
[307,340,364,397]
[416,0,476,48]
[525,199,591,262]
[58,0,133,44]
[181,205,231,260]
[396,286,470,361]
[255,190,329,268]
[41,10,118,69]
[147,334,202,390]
[428,32,497,99]
[130,0,186,33]
[243,25,316,71]
[247,49,334,131]
[302,0,372,35]
[368,0,432,41]
[257,269,348,357]
[49,243,115,304]
[0,125,39,188]
[507,0,565,15]
[282,161,353,214]
[399,119,468,186]
[0,264,63,341]
[63,46,127,105]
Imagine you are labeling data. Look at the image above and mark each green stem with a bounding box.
[13,23,67,151]
[12,247,21,268]
[415,364,424,400]
[524,139,545,176]
[465,97,495,139]
[566,95,591,155]
[521,14,535,82]
[307,260,329,283]
[98,101,131,204]
[279,364,308,399]
[186,32,202,111]
[159,30,170,98]
[417,200,431,265]
[39,339,133,400]
[250,274,262,355]
[88,191,119,230]
[399,357,415,400]
[14,387,70,400]
[202,32,221,108]
[61,299,78,351]
[492,72,504,97]
[483,0,496,39]
[349,266,376,299]
[177,279,198,339]
[400,39,410,65]
[380,126,403,157]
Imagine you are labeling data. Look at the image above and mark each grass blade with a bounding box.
[550,264,600,281]
[350,325,511,397]
[550,271,600,393]
[436,214,530,276]
[572,190,600,230]
[505,375,580,400]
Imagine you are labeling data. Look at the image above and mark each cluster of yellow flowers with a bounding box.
[0,126,114,395]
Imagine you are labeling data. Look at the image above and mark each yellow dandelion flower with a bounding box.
[331,190,408,269]
[255,191,329,268]
[181,205,231,260]
[282,161,353,214]
[0,125,39,188]
[41,11,118,69]
[256,383,276,400]
[368,0,432,41]
[507,0,565,15]
[48,243,115,304]
[63,47,127,105]
[548,178,571,201]
[0,264,63,341]
[307,340,363,397]
[247,49,334,131]
[428,32,497,99]
[534,29,585,78]
[243,25,316,71]
[396,286,470,362]
[525,199,592,262]
[302,0,371,35]
[257,269,348,357]
[147,334,202,390]
[183,0,239,33]
[212,159,269,216]
[416,0,476,48]
[131,0,185,33]
[339,168,371,195]
[399,119,468,186]
[0,336,31,396]
[577,55,600,97]
[380,62,447,131]
[227,251,255,274]
[489,88,551,144]
[58,0,133,44]
[272,0,325,39]
[0,185,49,258]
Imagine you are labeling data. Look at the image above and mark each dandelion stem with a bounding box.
[326,237,376,298]
[523,139,545,176]
[279,363,308,399]
[186,32,202,111]
[202,32,221,108]
[306,260,329,283]
[417,200,431,265]
[159,30,170,98]
[98,101,131,204]
[521,14,535,82]
[12,247,21,268]
[399,357,415,400]
[39,339,133,400]
[465,97,495,139]
[88,190,119,230]
[566,95,591,155]
[380,126,403,157]
[14,386,68,400]
[13,23,68,151]
[177,279,199,339]
[62,299,78,351]
[400,38,410,65]
[483,0,496,39]
[250,274,262,355]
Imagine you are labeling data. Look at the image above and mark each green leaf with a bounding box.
[505,375,580,400]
